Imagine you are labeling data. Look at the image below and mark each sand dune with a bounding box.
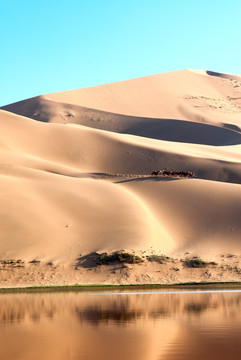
[0,69,241,287]
[3,69,241,128]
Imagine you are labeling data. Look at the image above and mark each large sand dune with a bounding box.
[0,69,241,287]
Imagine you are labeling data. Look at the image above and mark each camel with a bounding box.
[151,170,160,176]
[151,169,196,178]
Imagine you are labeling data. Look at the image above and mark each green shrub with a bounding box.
[29,259,40,264]
[146,255,170,264]
[95,251,143,265]
[172,267,180,271]
[183,258,217,268]
[2,259,24,265]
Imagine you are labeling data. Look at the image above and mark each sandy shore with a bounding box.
[0,251,241,289]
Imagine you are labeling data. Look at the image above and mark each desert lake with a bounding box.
[0,288,241,360]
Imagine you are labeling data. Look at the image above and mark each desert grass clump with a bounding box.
[183,257,217,268]
[29,259,40,264]
[1,259,24,265]
[146,254,170,264]
[3,260,15,265]
[0,259,25,269]
[95,251,143,265]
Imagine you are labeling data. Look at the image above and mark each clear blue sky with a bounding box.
[0,0,240,106]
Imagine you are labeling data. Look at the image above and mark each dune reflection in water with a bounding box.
[0,290,241,360]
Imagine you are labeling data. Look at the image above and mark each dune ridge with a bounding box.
[0,69,241,287]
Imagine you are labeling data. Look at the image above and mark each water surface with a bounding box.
[0,289,241,360]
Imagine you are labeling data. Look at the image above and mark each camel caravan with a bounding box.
[151,169,197,178]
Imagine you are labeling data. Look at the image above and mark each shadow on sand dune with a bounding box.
[2,97,241,146]
[115,177,178,184]
[125,118,241,146]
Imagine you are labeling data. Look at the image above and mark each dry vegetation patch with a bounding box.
[0,259,25,269]
[183,257,217,268]
[75,251,144,268]
[95,251,144,265]
[146,255,170,264]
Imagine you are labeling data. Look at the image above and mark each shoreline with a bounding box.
[1,253,241,290]
[1,281,241,293]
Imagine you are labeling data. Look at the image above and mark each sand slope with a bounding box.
[0,69,241,286]
[3,69,241,129]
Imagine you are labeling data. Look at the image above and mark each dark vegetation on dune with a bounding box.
[183,257,218,268]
